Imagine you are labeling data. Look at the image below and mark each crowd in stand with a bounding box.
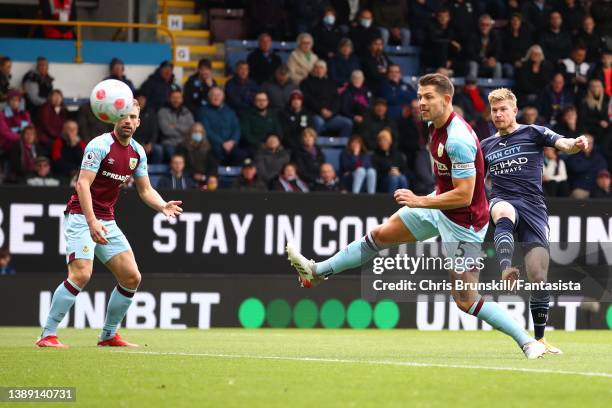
[0,0,610,198]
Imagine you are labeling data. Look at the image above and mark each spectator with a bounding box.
[553,105,582,139]
[301,60,353,138]
[590,0,612,42]
[515,45,554,107]
[287,33,319,84]
[198,87,243,165]
[542,146,569,197]
[449,0,478,45]
[291,0,329,35]
[520,0,554,36]
[358,98,398,151]
[280,89,315,151]
[574,16,602,63]
[157,153,195,190]
[397,99,428,167]
[329,0,357,29]
[409,0,443,46]
[591,169,611,198]
[157,89,194,161]
[328,38,361,87]
[225,60,260,116]
[25,156,60,186]
[0,56,11,103]
[560,44,591,96]
[0,248,15,275]
[105,58,135,93]
[240,91,283,155]
[292,127,326,186]
[372,128,408,193]
[271,162,309,192]
[537,73,575,126]
[76,101,112,143]
[0,89,32,152]
[132,92,161,163]
[467,14,502,79]
[422,7,466,76]
[175,122,218,187]
[372,0,410,47]
[380,64,416,120]
[22,56,54,116]
[7,125,39,183]
[588,49,611,97]
[311,6,343,60]
[246,0,288,39]
[247,33,282,85]
[183,58,217,116]
[565,134,608,198]
[312,162,341,192]
[202,175,219,192]
[50,119,85,179]
[501,12,534,78]
[232,158,267,191]
[349,9,383,57]
[559,0,585,35]
[139,60,179,111]
[454,75,487,124]
[341,70,372,126]
[539,11,573,64]
[361,37,393,95]
[340,135,376,194]
[578,79,610,153]
[254,133,290,185]
[261,65,298,112]
[520,106,544,126]
[39,0,77,39]
[473,106,495,140]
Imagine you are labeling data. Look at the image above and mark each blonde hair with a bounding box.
[377,128,393,143]
[488,88,517,108]
[301,127,318,141]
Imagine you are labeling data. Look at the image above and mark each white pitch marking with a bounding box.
[110,350,612,379]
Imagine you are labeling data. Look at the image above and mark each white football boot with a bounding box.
[522,340,547,359]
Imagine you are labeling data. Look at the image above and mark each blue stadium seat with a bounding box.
[217,166,242,176]
[149,175,162,188]
[386,46,421,76]
[317,136,348,147]
[148,164,169,175]
[224,40,296,74]
[322,147,342,173]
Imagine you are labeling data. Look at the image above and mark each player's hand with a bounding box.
[162,200,183,218]
[88,220,109,245]
[394,189,422,207]
[575,135,589,152]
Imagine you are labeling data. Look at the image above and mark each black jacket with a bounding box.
[247,49,282,84]
[300,75,341,115]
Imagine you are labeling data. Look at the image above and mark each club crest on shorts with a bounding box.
[129,157,138,170]
[437,143,444,157]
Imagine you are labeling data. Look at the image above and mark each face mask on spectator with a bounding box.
[191,132,203,142]
[323,15,335,25]
[360,18,372,28]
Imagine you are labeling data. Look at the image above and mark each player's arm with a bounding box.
[394,175,475,209]
[75,170,109,245]
[554,135,589,154]
[133,175,183,217]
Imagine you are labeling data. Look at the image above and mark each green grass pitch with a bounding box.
[1,328,611,407]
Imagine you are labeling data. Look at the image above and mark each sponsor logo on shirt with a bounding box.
[102,170,130,182]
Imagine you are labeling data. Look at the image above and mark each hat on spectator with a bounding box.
[159,60,173,69]
[289,89,304,101]
[597,169,610,178]
[242,158,255,168]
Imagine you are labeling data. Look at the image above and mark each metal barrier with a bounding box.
[0,18,176,65]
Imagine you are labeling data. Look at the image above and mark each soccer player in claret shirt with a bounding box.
[36,101,183,348]
[287,73,547,359]
[481,88,588,355]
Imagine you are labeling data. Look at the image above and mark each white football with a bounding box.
[90,79,134,124]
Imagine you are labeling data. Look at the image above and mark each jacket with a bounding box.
[157,105,195,146]
[198,104,241,149]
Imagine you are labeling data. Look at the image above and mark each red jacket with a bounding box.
[36,102,68,146]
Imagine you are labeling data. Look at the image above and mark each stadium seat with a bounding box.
[386,46,421,76]
[224,40,296,74]
[322,147,342,173]
[149,174,162,188]
[317,136,348,147]
[148,164,169,175]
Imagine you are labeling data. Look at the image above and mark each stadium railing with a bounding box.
[0,18,178,66]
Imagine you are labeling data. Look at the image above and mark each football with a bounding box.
[89,79,134,124]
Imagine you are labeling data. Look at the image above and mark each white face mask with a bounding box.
[360,18,372,28]
[323,15,336,25]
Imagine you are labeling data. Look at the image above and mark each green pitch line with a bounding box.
[1,328,611,408]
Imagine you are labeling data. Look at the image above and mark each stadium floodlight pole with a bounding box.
[0,18,177,66]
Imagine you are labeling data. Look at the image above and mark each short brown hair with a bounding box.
[418,73,454,97]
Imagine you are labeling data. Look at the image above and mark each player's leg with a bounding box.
[490,199,519,280]
[37,214,95,347]
[287,206,437,285]
[439,218,545,358]
[96,221,139,346]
